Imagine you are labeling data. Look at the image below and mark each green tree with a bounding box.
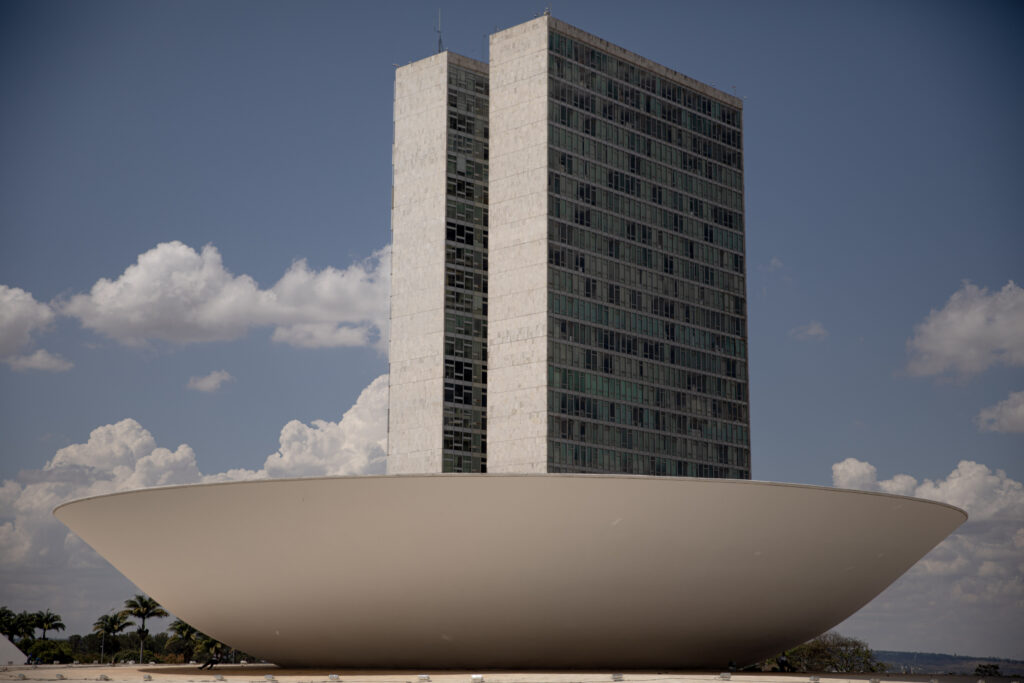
[12,611,38,643]
[785,631,886,673]
[35,610,65,640]
[26,639,72,665]
[0,607,15,639]
[975,664,1002,677]
[93,612,130,664]
[121,594,168,664]
[192,633,230,664]
[167,619,200,663]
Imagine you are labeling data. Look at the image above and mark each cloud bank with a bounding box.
[0,374,388,633]
[0,285,72,372]
[832,458,1024,657]
[60,241,390,350]
[1,242,391,376]
[906,280,1024,379]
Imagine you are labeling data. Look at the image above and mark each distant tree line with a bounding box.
[1,595,249,666]
[760,631,887,673]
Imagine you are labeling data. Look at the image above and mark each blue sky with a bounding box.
[1,0,1021,661]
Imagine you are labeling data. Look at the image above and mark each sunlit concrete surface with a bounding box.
[0,664,1004,683]
[54,475,965,669]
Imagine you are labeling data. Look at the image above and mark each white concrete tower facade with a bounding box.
[488,16,750,477]
[388,52,489,474]
[391,17,750,479]
[485,19,554,473]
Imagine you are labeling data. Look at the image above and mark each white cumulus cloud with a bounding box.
[187,370,234,393]
[0,374,389,634]
[976,390,1024,433]
[832,458,1024,656]
[260,374,388,478]
[0,285,72,372]
[61,241,390,350]
[907,280,1024,379]
[788,320,828,341]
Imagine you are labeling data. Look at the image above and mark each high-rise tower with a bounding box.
[389,52,490,474]
[389,16,749,479]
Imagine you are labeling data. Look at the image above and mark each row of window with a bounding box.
[446,243,487,272]
[549,72,741,152]
[446,265,487,294]
[447,89,488,117]
[442,453,486,473]
[552,436,753,473]
[444,380,485,407]
[444,288,485,316]
[549,353,746,407]
[550,121,742,194]
[550,285,744,351]
[548,204,744,296]
[551,170,743,238]
[551,201,741,280]
[551,259,743,321]
[551,304,745,356]
[447,132,488,161]
[444,404,487,431]
[445,336,487,362]
[551,339,748,411]
[548,414,748,462]
[448,66,488,96]
[445,220,487,248]
[447,199,488,226]
[448,112,487,139]
[447,176,487,205]
[548,32,741,128]
[548,441,749,478]
[550,265,744,320]
[551,145,743,216]
[443,428,486,454]
[447,153,488,182]
[547,207,742,275]
[552,311,745,360]
[445,312,487,339]
[549,390,748,446]
[551,175,744,266]
[548,321,749,401]
[549,144,742,230]
[550,330,747,387]
[552,101,741,173]
[551,246,744,313]
[444,358,486,385]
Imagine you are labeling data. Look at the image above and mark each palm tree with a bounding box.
[0,607,15,639]
[167,619,200,663]
[12,611,38,642]
[121,594,168,663]
[92,612,130,664]
[36,610,65,640]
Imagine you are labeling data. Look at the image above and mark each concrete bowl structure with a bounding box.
[55,475,965,669]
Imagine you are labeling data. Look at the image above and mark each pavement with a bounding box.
[0,665,1016,683]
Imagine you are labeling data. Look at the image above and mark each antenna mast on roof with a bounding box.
[435,9,444,54]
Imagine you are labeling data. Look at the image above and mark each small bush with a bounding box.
[27,640,72,664]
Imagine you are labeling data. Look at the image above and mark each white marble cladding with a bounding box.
[388,53,451,474]
[486,17,551,473]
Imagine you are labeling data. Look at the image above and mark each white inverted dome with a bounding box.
[55,474,965,669]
